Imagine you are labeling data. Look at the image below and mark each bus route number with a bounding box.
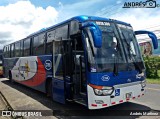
[96,21,110,26]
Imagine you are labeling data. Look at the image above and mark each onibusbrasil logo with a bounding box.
[123,0,160,8]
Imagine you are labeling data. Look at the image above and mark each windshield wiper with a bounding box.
[121,32,142,73]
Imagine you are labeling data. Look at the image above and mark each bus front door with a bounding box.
[72,37,87,105]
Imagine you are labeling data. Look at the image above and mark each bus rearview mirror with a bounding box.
[135,30,158,49]
[90,26,102,48]
[81,22,102,48]
[148,33,158,49]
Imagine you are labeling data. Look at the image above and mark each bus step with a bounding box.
[74,99,87,106]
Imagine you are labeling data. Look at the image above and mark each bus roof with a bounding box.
[28,15,131,37]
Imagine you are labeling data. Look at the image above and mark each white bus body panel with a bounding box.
[87,82,145,109]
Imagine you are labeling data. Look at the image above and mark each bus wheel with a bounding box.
[47,80,53,98]
[9,71,14,83]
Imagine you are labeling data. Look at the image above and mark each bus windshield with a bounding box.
[84,21,144,73]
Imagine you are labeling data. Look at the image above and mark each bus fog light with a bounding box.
[95,100,104,104]
[94,89,103,95]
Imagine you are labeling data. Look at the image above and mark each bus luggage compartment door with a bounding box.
[52,78,65,104]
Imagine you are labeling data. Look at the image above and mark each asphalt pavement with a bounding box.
[132,84,160,111]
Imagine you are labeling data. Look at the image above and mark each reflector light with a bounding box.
[102,104,107,107]
[126,98,130,101]
[91,104,97,107]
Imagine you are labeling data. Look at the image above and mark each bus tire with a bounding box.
[9,71,14,83]
[46,79,53,99]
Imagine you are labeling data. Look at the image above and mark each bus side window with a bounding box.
[3,46,6,58]
[46,30,55,54]
[33,33,45,56]
[7,45,10,58]
[15,42,21,57]
[23,38,30,56]
[55,25,68,39]
[20,40,23,57]
[10,44,15,58]
[70,20,79,35]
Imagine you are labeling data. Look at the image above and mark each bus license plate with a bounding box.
[126,92,132,98]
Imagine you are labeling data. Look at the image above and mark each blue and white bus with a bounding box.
[3,16,158,109]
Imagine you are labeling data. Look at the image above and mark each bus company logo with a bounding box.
[123,0,160,8]
[101,75,110,81]
[45,60,52,70]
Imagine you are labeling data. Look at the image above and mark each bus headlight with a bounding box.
[94,87,114,96]
[141,80,146,88]
[94,89,103,95]
[89,84,114,96]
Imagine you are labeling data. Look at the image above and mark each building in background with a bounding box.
[138,39,160,56]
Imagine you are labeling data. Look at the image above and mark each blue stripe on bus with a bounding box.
[87,70,144,86]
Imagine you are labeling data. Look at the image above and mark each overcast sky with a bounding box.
[0,0,160,49]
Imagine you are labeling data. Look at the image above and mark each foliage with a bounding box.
[146,78,160,84]
[143,56,160,78]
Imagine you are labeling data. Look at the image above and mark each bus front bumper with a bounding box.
[87,81,145,109]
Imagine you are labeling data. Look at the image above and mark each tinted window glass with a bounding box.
[46,30,55,54]
[70,21,79,35]
[3,46,7,58]
[24,38,30,56]
[15,42,21,57]
[10,44,15,57]
[55,25,68,39]
[20,40,23,56]
[33,33,45,55]
[7,45,10,58]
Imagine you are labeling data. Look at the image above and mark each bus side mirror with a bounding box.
[81,22,102,48]
[89,26,102,48]
[135,30,158,49]
[148,33,158,49]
